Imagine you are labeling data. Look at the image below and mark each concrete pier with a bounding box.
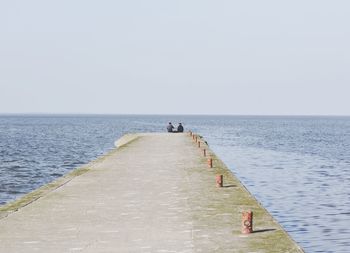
[0,133,304,252]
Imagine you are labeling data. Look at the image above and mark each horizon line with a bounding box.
[1,112,350,117]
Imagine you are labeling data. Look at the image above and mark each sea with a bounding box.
[0,115,349,253]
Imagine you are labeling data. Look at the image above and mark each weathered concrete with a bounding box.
[0,133,304,252]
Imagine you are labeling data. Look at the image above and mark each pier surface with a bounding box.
[0,133,303,252]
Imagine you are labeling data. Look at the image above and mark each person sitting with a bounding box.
[177,123,184,132]
[167,122,174,132]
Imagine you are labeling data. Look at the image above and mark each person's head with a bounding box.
[168,122,172,124]
[179,123,182,125]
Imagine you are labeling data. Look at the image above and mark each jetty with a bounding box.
[0,133,303,252]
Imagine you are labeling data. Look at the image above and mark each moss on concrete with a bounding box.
[1,132,303,252]
[188,134,304,252]
[0,134,141,219]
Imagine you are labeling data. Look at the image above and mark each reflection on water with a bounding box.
[1,115,350,253]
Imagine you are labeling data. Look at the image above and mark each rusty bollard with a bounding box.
[195,136,198,142]
[242,211,253,234]
[189,131,192,136]
[198,141,201,148]
[216,175,223,187]
[203,149,206,157]
[208,158,213,168]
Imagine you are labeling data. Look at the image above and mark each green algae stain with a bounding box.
[0,134,141,219]
[189,135,304,252]
[0,166,91,215]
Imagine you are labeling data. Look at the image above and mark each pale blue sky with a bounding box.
[1,0,349,115]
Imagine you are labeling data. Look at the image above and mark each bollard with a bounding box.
[203,149,206,157]
[242,211,253,234]
[195,136,198,142]
[198,141,201,148]
[189,131,192,136]
[216,175,223,187]
[208,158,213,168]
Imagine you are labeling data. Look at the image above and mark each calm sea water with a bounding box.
[0,115,349,252]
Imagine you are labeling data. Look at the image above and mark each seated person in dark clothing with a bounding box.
[177,123,184,132]
[167,122,174,132]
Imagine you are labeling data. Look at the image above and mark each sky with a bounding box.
[0,0,349,115]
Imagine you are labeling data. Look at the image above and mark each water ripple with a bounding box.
[1,115,350,252]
